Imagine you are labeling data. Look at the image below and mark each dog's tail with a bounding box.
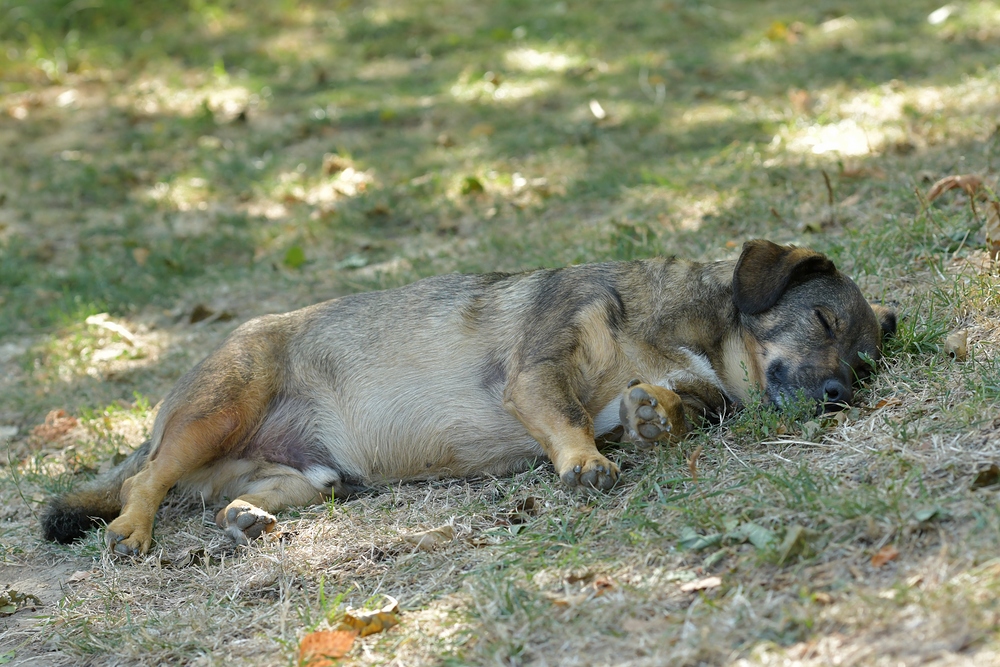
[41,440,152,544]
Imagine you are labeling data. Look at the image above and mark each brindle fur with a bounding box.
[42,240,895,555]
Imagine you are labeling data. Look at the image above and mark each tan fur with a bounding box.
[42,240,895,555]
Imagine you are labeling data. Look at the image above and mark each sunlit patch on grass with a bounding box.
[503,47,584,73]
[123,76,255,121]
[449,72,552,104]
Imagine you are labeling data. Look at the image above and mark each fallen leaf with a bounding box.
[299,629,358,666]
[189,304,214,323]
[322,153,353,175]
[944,329,968,361]
[66,570,92,583]
[284,245,307,269]
[0,589,41,617]
[871,545,900,568]
[912,507,942,523]
[508,496,541,523]
[972,464,1000,489]
[565,570,592,584]
[30,409,77,443]
[687,444,702,483]
[926,174,983,202]
[985,200,1000,260]
[874,397,902,410]
[339,595,399,637]
[592,575,616,595]
[732,522,775,550]
[777,524,809,564]
[402,524,455,551]
[460,176,484,195]
[678,526,723,551]
[680,576,721,593]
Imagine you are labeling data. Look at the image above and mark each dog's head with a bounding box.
[733,240,896,412]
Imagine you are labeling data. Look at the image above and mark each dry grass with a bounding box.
[4,0,1000,665]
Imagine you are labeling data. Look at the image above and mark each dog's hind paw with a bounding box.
[216,500,277,546]
[619,381,687,446]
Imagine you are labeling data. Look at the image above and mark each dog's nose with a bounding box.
[822,379,850,405]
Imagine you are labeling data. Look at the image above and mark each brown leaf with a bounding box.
[680,576,722,593]
[339,595,399,637]
[871,545,900,568]
[66,570,93,583]
[592,575,616,595]
[944,329,968,361]
[31,409,78,443]
[299,629,358,666]
[926,174,983,202]
[402,524,454,551]
[985,199,1000,260]
[874,397,902,410]
[687,444,703,483]
[131,247,150,267]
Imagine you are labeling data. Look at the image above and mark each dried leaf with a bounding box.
[30,409,77,443]
[299,629,358,666]
[678,526,723,551]
[874,397,902,410]
[777,524,809,564]
[66,570,92,583]
[732,522,776,550]
[0,589,41,617]
[680,576,721,593]
[131,247,150,267]
[972,464,1000,489]
[402,524,454,551]
[687,444,703,483]
[913,507,942,523]
[339,595,399,637]
[985,200,1000,260]
[871,545,900,568]
[926,174,983,202]
[944,329,968,361]
[592,575,616,595]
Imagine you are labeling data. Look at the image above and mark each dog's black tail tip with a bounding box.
[41,498,103,544]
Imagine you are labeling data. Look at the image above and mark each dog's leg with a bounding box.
[105,412,239,556]
[215,468,323,545]
[618,380,688,445]
[504,371,618,490]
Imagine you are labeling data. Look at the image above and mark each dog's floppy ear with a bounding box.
[732,239,837,315]
[870,303,897,339]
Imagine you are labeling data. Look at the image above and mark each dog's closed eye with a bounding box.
[815,308,835,339]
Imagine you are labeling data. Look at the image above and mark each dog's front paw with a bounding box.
[216,500,277,546]
[105,515,153,557]
[558,453,619,491]
[619,380,686,447]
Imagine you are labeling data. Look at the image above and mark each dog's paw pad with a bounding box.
[559,455,619,491]
[619,383,685,446]
[218,503,277,545]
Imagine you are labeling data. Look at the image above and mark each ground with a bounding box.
[2,1,1000,665]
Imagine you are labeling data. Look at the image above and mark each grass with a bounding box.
[3,0,1000,665]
